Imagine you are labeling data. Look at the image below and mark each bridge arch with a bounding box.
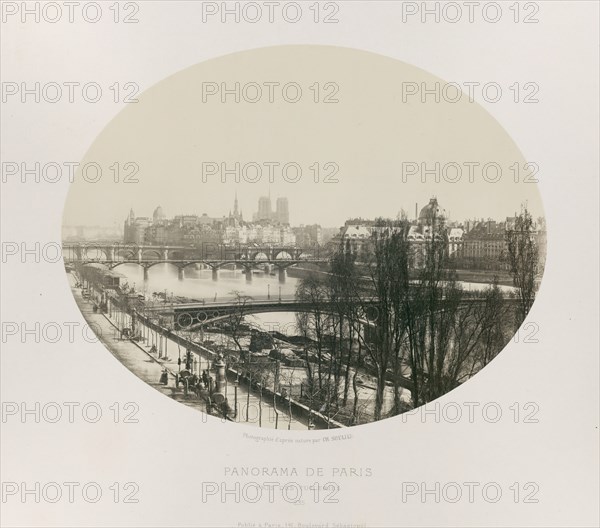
[79,246,112,260]
[250,252,269,261]
[109,261,143,271]
[177,261,233,271]
[108,260,179,273]
[145,261,182,272]
[140,249,162,260]
[180,261,220,270]
[274,261,296,270]
[114,248,136,261]
[174,302,363,330]
[273,250,293,260]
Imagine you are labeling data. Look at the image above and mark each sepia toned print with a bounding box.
[62,46,545,429]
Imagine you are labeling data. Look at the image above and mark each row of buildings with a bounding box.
[336,198,546,270]
[63,224,122,241]
[121,196,545,271]
[123,195,326,248]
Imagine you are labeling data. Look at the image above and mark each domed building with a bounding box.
[407,197,457,268]
[418,197,445,227]
[153,206,166,225]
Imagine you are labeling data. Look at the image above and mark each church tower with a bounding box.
[233,191,239,218]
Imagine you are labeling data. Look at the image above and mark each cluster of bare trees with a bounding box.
[295,207,541,424]
[506,207,541,328]
[200,208,541,427]
[295,271,357,424]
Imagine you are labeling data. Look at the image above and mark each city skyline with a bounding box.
[63,189,545,232]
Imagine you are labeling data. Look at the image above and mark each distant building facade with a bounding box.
[456,216,546,271]
[334,198,463,269]
[123,209,151,244]
[294,224,323,247]
[123,195,296,248]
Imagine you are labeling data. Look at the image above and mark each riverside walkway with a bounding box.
[70,278,311,430]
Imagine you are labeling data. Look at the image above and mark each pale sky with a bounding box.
[63,46,544,229]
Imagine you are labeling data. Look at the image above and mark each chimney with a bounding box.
[415,203,418,221]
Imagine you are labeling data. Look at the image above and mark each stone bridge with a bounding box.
[63,243,329,282]
[63,243,321,261]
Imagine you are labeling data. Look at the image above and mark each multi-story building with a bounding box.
[294,224,323,247]
[454,216,545,271]
[123,209,151,244]
[460,220,507,263]
[335,198,464,269]
[174,215,200,228]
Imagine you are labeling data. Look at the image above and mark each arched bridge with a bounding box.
[147,297,381,330]
[143,294,511,331]
[63,242,324,262]
[63,243,329,282]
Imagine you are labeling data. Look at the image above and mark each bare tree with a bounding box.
[228,290,253,355]
[350,339,364,425]
[329,246,358,407]
[296,275,331,396]
[296,212,513,423]
[404,221,510,408]
[366,220,412,420]
[506,205,539,327]
[471,279,509,372]
[331,220,412,421]
[404,213,461,407]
